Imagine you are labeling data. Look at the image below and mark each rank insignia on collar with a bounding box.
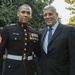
[0,35,2,44]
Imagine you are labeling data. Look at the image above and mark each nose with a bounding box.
[46,14,50,18]
[24,12,28,16]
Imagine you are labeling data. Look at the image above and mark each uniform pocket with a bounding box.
[9,32,23,40]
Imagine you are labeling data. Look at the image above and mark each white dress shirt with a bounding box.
[43,21,59,54]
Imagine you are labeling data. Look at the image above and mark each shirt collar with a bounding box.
[52,21,59,31]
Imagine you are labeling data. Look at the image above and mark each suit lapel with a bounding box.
[48,24,62,44]
[41,27,48,47]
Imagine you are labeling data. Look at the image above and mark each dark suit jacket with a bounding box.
[40,23,75,75]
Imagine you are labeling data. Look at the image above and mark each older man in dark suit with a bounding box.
[40,5,75,75]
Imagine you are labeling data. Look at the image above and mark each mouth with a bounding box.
[44,18,53,25]
[22,17,27,19]
[22,18,28,21]
[45,18,52,21]
[45,19,52,23]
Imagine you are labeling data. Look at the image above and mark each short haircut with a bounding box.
[18,4,32,14]
[43,5,57,13]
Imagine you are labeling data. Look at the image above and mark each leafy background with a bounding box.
[0,0,54,30]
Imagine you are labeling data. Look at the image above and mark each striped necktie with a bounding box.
[43,27,52,54]
[48,27,52,43]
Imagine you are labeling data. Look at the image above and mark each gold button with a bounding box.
[25,33,27,36]
[15,38,17,40]
[21,25,23,27]
[24,29,26,32]
[30,37,32,39]
[25,38,27,40]
[24,53,26,56]
[34,38,36,40]
[8,66,11,68]
[24,48,26,51]
[23,53,26,60]
[25,43,27,45]
[23,57,26,60]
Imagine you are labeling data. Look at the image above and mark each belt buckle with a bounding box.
[22,54,26,60]
[22,57,26,60]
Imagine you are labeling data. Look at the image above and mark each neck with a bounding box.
[19,21,27,26]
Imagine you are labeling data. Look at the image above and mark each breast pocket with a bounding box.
[8,32,23,49]
[9,32,23,41]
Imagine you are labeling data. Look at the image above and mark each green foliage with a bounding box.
[25,0,46,29]
[65,0,75,27]
[0,0,54,29]
[67,16,75,27]
[0,0,24,24]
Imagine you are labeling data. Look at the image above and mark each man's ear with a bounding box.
[56,13,58,17]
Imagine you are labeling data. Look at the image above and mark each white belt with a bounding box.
[7,54,33,61]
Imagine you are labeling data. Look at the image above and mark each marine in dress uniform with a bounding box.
[0,4,40,75]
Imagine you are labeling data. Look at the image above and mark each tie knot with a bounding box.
[47,26,52,31]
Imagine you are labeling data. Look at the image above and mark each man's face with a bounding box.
[43,8,58,26]
[17,6,32,23]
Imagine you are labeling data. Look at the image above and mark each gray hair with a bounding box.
[43,5,57,13]
[18,4,32,14]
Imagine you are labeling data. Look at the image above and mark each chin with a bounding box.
[22,21,27,23]
[47,23,52,25]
